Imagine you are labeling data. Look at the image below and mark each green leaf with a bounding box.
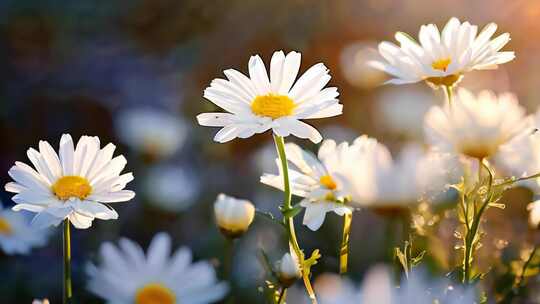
[302,249,322,278]
[394,246,408,273]
[411,250,426,266]
[279,204,302,219]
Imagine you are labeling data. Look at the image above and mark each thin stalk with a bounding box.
[63,219,72,304]
[500,245,539,303]
[273,135,317,304]
[517,246,538,289]
[277,288,287,304]
[462,159,492,284]
[224,239,236,304]
[339,213,353,274]
[497,172,540,187]
[224,238,234,280]
[462,229,474,284]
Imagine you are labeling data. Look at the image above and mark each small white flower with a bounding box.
[86,232,228,304]
[371,17,514,87]
[368,145,431,209]
[336,136,393,207]
[424,88,530,159]
[260,140,356,231]
[0,202,49,255]
[116,107,187,160]
[277,252,302,287]
[214,194,255,238]
[144,164,199,212]
[4,134,135,229]
[347,141,460,210]
[527,200,540,228]
[32,300,50,304]
[197,50,342,143]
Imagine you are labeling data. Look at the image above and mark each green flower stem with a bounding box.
[497,171,540,187]
[462,159,492,284]
[224,238,234,280]
[63,219,73,304]
[517,245,539,289]
[277,288,287,304]
[273,135,317,304]
[339,213,353,274]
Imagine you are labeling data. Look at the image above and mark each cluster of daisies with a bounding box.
[2,16,539,304]
[195,17,540,303]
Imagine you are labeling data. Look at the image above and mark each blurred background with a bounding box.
[1,0,540,302]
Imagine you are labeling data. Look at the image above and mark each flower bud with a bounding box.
[214,194,255,239]
[278,252,301,287]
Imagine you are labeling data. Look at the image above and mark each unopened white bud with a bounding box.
[278,252,301,287]
[214,193,255,239]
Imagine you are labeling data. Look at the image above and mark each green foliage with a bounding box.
[453,160,515,284]
[279,204,303,219]
[394,238,426,278]
[303,249,321,272]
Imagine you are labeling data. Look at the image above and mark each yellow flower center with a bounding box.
[52,176,92,201]
[0,218,12,235]
[431,58,451,72]
[251,94,296,119]
[320,175,337,190]
[135,283,176,304]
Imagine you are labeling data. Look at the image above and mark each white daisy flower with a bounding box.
[371,17,515,87]
[424,88,530,159]
[260,140,356,231]
[0,202,49,255]
[116,107,187,160]
[336,136,393,207]
[144,164,199,212]
[4,134,135,229]
[342,140,448,211]
[86,232,228,304]
[197,50,343,143]
[367,145,430,209]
